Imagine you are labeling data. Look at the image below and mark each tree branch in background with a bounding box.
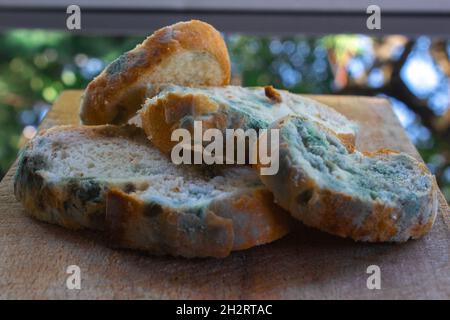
[336,39,450,175]
[337,40,450,142]
[430,40,450,77]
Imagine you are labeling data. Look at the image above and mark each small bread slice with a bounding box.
[14,125,290,258]
[258,116,438,242]
[80,20,231,125]
[140,85,358,154]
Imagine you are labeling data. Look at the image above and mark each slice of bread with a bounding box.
[80,20,231,125]
[140,84,358,154]
[14,125,291,258]
[258,116,438,242]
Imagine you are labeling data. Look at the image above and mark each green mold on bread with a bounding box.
[258,116,438,242]
[14,125,291,258]
[140,84,358,155]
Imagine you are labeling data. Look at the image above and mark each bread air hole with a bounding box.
[297,189,313,206]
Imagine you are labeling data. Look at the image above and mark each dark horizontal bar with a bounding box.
[0,8,449,36]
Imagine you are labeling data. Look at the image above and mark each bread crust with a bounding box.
[80,20,231,125]
[259,116,438,242]
[141,91,225,154]
[14,125,290,258]
[106,189,234,258]
[140,85,358,156]
[106,187,291,258]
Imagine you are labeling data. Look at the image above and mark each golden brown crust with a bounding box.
[303,188,437,242]
[226,188,292,250]
[270,165,437,242]
[80,20,231,125]
[309,190,400,241]
[361,148,399,157]
[106,187,291,258]
[140,92,225,154]
[140,95,177,154]
[106,189,234,258]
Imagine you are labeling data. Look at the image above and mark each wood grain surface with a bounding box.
[0,90,449,299]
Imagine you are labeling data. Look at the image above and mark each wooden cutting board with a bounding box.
[0,90,449,299]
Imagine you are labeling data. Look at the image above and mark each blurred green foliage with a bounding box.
[0,30,145,177]
[227,35,335,93]
[0,29,449,203]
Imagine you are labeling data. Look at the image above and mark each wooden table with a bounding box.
[0,90,449,299]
